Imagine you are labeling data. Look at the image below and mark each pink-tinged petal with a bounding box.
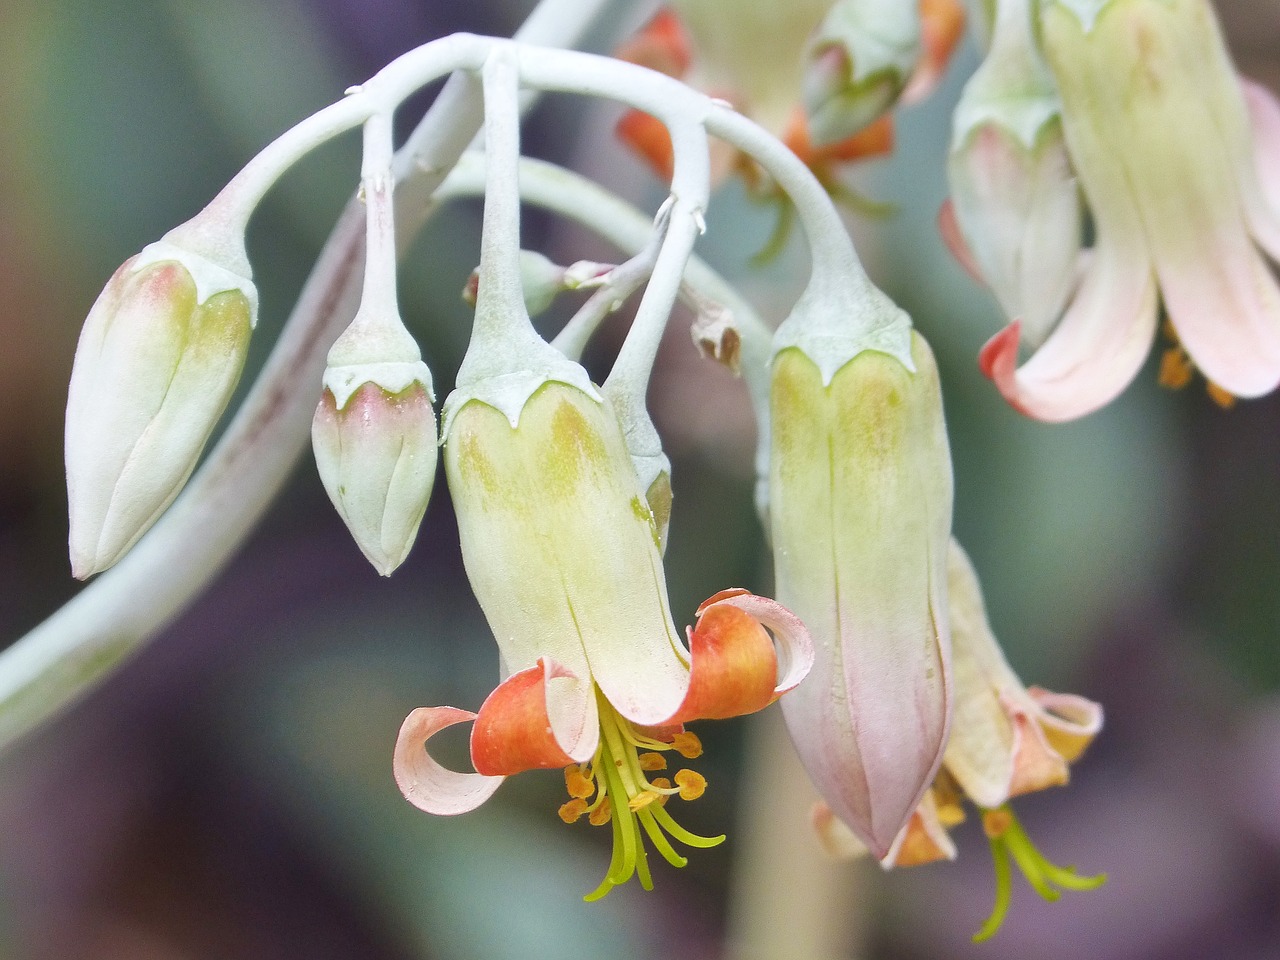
[1241,78,1280,261]
[1001,700,1070,801]
[393,706,504,816]
[1156,227,1280,398]
[696,589,815,696]
[936,199,987,285]
[978,234,1158,422]
[471,658,598,777]
[1027,687,1103,764]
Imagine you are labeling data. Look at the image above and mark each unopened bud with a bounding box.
[804,0,921,146]
[312,365,438,576]
[463,250,576,318]
[66,244,255,578]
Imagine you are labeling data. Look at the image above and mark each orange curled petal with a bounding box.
[614,8,691,77]
[393,706,505,816]
[697,590,815,696]
[884,790,958,868]
[471,658,596,777]
[669,603,778,724]
[616,109,676,181]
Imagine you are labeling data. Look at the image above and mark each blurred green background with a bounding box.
[2,1,1279,958]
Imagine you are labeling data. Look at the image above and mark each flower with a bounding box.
[613,0,965,193]
[65,239,255,578]
[770,326,954,859]
[393,381,813,899]
[814,540,1105,940]
[973,0,1280,421]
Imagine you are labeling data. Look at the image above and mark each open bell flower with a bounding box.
[65,235,256,578]
[815,540,1105,939]
[770,315,954,860]
[393,380,813,900]
[978,0,1280,421]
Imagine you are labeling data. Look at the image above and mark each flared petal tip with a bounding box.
[392,706,504,816]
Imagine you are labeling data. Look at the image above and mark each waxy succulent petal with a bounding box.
[66,249,254,578]
[471,658,599,775]
[942,541,1102,808]
[772,331,953,858]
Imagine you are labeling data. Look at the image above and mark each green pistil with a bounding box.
[973,805,1107,943]
[581,693,724,902]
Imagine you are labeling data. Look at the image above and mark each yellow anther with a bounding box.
[1157,347,1193,390]
[981,807,1013,839]
[628,790,661,812]
[1206,382,1237,409]
[671,731,703,759]
[564,764,595,800]
[674,769,707,801]
[639,752,667,771]
[559,798,589,824]
[588,796,613,827]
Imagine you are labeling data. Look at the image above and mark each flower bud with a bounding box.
[772,328,953,859]
[312,367,438,576]
[66,244,255,578]
[463,250,577,318]
[803,0,922,146]
[947,0,1081,346]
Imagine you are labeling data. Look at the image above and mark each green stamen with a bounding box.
[972,805,1107,942]
[972,836,1013,943]
[575,689,724,900]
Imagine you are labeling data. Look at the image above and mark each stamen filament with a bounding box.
[572,690,724,899]
[972,836,1013,943]
[973,805,1107,940]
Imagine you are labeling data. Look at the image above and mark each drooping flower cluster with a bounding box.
[51,4,1122,936]
[946,0,1280,420]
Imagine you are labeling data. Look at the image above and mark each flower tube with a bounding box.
[770,289,953,859]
